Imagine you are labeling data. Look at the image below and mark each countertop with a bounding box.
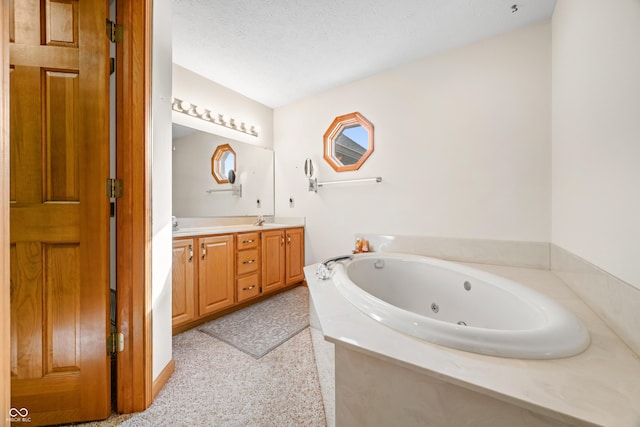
[172,222,303,238]
[306,260,640,427]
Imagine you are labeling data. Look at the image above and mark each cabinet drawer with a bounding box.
[237,274,260,302]
[237,248,259,275]
[236,232,259,250]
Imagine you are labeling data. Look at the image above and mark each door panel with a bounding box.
[262,230,285,293]
[172,238,195,328]
[9,0,110,425]
[285,228,305,285]
[198,235,235,316]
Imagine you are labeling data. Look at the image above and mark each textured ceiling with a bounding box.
[172,0,556,108]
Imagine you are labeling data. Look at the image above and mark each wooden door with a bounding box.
[261,229,285,293]
[9,0,111,425]
[172,238,195,331]
[198,235,235,316]
[285,228,305,285]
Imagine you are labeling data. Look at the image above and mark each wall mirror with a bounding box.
[211,143,236,183]
[323,112,374,172]
[172,123,274,217]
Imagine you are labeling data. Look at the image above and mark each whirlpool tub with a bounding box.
[330,253,590,359]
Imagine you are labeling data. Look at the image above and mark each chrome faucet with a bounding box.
[316,255,354,280]
[321,255,354,266]
[254,215,265,226]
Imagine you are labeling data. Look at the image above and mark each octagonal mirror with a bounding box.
[323,112,374,172]
[211,143,236,183]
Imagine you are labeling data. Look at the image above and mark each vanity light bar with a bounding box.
[171,97,259,137]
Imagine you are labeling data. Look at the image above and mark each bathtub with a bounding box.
[330,253,590,359]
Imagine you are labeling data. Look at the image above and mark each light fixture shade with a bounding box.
[172,98,259,137]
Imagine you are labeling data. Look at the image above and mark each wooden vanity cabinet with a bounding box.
[172,227,304,334]
[198,234,235,316]
[172,238,196,329]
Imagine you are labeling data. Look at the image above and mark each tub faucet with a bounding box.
[321,255,354,266]
[317,255,354,280]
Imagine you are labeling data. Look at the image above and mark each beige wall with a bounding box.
[274,21,552,264]
[551,0,640,289]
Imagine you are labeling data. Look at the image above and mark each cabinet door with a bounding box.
[172,238,196,328]
[198,235,235,316]
[261,229,285,293]
[286,228,305,284]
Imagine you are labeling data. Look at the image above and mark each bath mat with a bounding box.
[198,286,309,358]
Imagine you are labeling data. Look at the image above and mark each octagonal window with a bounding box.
[323,112,374,172]
[211,144,236,183]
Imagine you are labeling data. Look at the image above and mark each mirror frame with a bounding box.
[323,112,374,172]
[211,143,236,183]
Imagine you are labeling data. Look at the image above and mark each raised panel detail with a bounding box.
[261,230,285,293]
[43,0,78,47]
[10,242,44,379]
[12,0,40,45]
[45,244,80,374]
[198,235,235,316]
[10,244,18,377]
[9,0,16,42]
[172,239,195,328]
[44,70,79,202]
[10,66,43,204]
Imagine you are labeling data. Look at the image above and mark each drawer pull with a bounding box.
[242,259,255,265]
[242,239,255,244]
[201,243,206,259]
[188,244,193,262]
[242,285,256,291]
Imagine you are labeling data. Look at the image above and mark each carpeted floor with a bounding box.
[63,287,326,427]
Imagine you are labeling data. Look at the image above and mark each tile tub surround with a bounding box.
[551,244,640,358]
[335,345,571,427]
[305,262,640,427]
[357,233,551,269]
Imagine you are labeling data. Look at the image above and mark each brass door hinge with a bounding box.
[107,178,123,198]
[106,19,123,43]
[107,332,124,355]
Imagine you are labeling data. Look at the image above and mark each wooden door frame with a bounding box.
[1,0,10,423]
[0,0,155,418]
[115,0,154,414]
